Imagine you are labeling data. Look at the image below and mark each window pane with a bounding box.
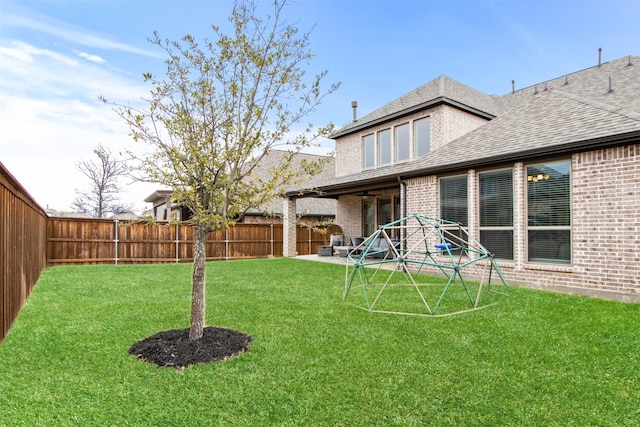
[378,198,392,226]
[363,134,374,168]
[480,230,514,259]
[527,161,570,226]
[395,124,410,162]
[480,170,513,227]
[378,129,391,165]
[440,176,468,226]
[363,199,375,236]
[527,160,571,264]
[528,230,571,263]
[415,117,431,157]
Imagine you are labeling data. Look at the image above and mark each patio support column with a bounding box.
[282,196,297,257]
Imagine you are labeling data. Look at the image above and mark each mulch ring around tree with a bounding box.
[128,326,253,369]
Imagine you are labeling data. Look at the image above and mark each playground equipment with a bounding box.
[343,214,509,317]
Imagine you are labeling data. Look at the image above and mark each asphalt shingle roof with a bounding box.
[332,75,501,138]
[304,55,640,194]
[251,150,336,215]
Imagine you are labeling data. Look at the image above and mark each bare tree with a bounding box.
[71,145,134,218]
[103,0,339,341]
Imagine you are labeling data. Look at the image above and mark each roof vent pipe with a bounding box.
[351,101,358,123]
[598,47,602,67]
[511,80,515,94]
[628,55,634,66]
[608,76,614,94]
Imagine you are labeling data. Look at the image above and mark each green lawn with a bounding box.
[0,258,638,426]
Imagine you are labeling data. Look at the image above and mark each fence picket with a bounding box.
[1,163,47,343]
[2,160,337,342]
[44,218,334,266]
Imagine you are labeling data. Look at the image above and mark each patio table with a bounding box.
[334,245,354,257]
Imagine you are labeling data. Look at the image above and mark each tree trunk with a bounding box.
[189,224,208,341]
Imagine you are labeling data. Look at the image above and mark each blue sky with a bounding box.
[1,0,638,213]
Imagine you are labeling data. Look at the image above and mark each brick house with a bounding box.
[145,150,336,225]
[284,55,640,301]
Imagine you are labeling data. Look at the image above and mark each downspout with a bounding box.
[397,176,407,250]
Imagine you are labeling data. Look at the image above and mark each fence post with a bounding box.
[270,223,274,257]
[175,223,179,263]
[114,219,119,265]
[308,226,312,254]
[225,228,229,261]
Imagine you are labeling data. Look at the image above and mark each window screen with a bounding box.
[395,123,410,162]
[527,161,571,263]
[378,129,391,165]
[363,134,374,168]
[440,175,467,226]
[414,117,431,158]
[479,169,513,259]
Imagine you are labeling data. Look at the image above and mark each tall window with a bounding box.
[362,199,375,236]
[440,175,468,225]
[479,169,513,259]
[395,123,410,162]
[527,161,571,264]
[378,129,391,165]
[378,198,392,227]
[414,117,431,157]
[363,134,375,168]
[440,175,468,255]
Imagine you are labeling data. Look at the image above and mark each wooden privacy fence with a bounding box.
[2,158,339,342]
[47,218,337,266]
[1,162,48,343]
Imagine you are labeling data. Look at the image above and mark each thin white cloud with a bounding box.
[0,41,78,66]
[0,44,34,63]
[1,40,148,100]
[0,38,156,213]
[76,51,107,64]
[4,12,161,58]
[0,92,157,213]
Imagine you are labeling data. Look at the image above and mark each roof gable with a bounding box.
[332,75,500,138]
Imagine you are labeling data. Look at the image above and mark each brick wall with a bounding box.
[334,105,489,177]
[438,105,489,150]
[491,146,639,297]
[405,175,438,217]
[336,195,362,243]
[335,133,360,177]
[565,145,640,293]
[333,144,640,299]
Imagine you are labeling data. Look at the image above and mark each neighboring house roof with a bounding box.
[110,212,141,220]
[295,55,640,197]
[145,150,336,216]
[46,209,93,218]
[144,189,173,204]
[249,150,336,216]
